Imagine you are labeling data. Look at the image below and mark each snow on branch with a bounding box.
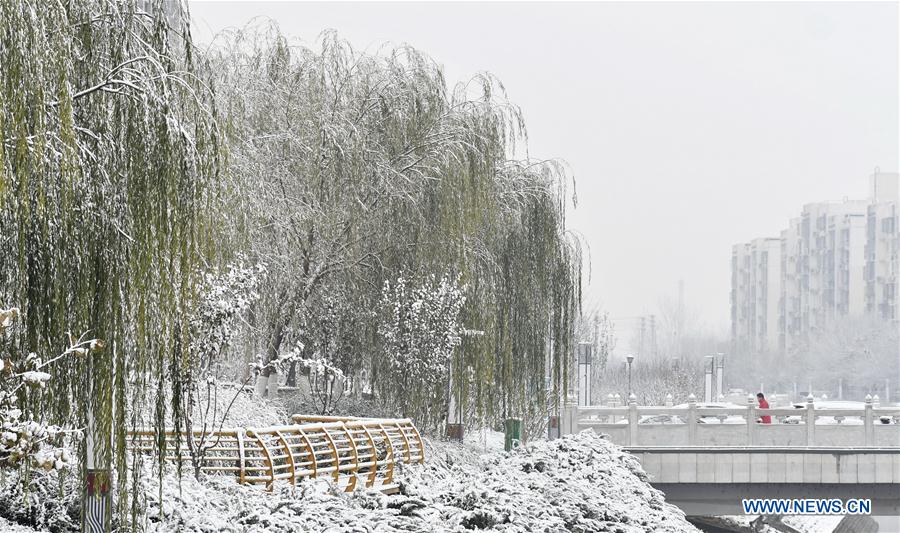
[0,306,103,472]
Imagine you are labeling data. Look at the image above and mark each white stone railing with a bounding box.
[561,394,900,447]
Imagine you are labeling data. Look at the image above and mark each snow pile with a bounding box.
[136,430,697,532]
[407,431,699,532]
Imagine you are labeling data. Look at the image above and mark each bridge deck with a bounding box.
[627,447,900,484]
[625,447,900,516]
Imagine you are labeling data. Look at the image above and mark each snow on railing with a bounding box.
[127,416,425,492]
[561,395,900,447]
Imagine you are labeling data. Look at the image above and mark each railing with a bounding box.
[128,416,425,492]
[561,395,900,447]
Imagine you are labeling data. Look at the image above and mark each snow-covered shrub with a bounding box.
[0,307,97,473]
[168,262,266,476]
[190,260,265,376]
[281,287,374,414]
[376,274,464,429]
[293,353,345,414]
[127,431,698,533]
[0,306,101,532]
[0,468,80,533]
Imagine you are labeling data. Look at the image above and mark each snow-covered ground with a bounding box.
[134,430,698,533]
[0,517,49,533]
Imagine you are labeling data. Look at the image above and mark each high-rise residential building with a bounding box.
[828,210,867,317]
[865,171,900,320]
[779,218,801,352]
[798,199,868,336]
[731,238,781,354]
[733,171,899,355]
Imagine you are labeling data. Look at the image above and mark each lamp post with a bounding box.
[446,335,464,441]
[626,354,635,399]
[577,342,593,406]
[716,353,725,401]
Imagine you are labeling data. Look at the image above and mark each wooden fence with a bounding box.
[128,416,424,492]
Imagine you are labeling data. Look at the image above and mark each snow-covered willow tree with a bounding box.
[0,0,222,523]
[210,24,581,431]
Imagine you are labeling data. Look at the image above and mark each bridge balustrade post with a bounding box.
[628,394,638,446]
[747,395,756,446]
[806,394,815,446]
[613,394,622,422]
[665,393,673,407]
[864,394,873,446]
[687,394,697,445]
[606,394,615,423]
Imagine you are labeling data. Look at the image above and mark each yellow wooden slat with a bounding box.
[127,416,424,492]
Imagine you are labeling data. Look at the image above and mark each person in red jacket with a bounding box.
[756,392,772,424]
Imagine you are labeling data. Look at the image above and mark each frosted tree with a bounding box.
[376,275,465,429]
[208,24,582,431]
[0,0,224,523]
[190,260,265,378]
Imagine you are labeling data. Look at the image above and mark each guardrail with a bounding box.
[561,396,900,447]
[128,416,424,492]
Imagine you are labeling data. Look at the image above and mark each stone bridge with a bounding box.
[560,397,900,516]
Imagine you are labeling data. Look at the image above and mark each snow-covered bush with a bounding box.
[376,274,464,429]
[0,306,102,532]
[281,287,374,413]
[169,262,266,475]
[294,353,345,414]
[130,431,698,533]
[0,307,98,473]
[191,260,265,376]
[0,468,80,533]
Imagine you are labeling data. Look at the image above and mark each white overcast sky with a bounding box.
[189,1,900,334]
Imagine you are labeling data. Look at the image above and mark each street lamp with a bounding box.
[626,354,635,399]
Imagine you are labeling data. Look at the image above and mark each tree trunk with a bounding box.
[254,320,285,397]
[253,374,269,397]
[285,360,297,387]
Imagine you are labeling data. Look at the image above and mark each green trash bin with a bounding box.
[504,418,522,451]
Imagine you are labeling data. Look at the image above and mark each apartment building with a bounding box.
[865,172,900,320]
[733,171,899,355]
[779,219,801,352]
[731,238,781,354]
[798,200,869,334]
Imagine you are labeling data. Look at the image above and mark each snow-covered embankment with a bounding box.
[143,430,699,532]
